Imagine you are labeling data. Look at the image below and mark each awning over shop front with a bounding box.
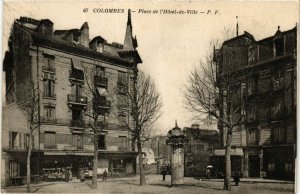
[209,148,244,156]
[44,151,94,156]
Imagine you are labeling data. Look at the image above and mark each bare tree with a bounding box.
[81,64,113,189]
[184,39,248,190]
[118,70,163,185]
[19,81,40,193]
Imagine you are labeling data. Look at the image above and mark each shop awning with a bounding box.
[44,151,94,156]
[209,148,244,156]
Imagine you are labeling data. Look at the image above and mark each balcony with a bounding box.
[42,65,56,73]
[43,93,56,99]
[70,119,85,128]
[93,97,111,114]
[69,70,84,84]
[67,94,88,107]
[41,117,57,124]
[94,76,108,88]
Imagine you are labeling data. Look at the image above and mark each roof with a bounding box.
[183,127,219,141]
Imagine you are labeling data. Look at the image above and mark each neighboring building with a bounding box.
[141,136,171,174]
[212,26,296,180]
[2,10,142,186]
[183,124,219,177]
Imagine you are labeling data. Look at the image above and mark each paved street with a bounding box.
[2,174,295,194]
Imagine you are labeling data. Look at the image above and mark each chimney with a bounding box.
[80,22,89,47]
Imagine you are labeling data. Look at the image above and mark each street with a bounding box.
[2,174,294,194]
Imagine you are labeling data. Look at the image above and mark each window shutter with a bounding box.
[44,80,48,96]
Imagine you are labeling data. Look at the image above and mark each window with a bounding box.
[274,37,284,57]
[271,97,283,120]
[44,132,56,149]
[9,131,18,149]
[273,69,285,91]
[248,46,257,64]
[43,79,55,98]
[9,160,19,178]
[118,95,127,109]
[185,144,191,153]
[98,135,106,149]
[285,163,293,172]
[44,106,55,119]
[72,134,83,149]
[118,71,127,85]
[272,126,285,144]
[43,54,55,72]
[118,136,127,151]
[248,129,258,145]
[247,77,257,96]
[96,66,105,77]
[268,158,275,172]
[71,84,82,98]
[118,113,127,126]
[24,134,29,149]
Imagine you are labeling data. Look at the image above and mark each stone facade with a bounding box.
[212,26,297,180]
[2,11,141,186]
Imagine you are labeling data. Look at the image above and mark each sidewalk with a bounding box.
[199,178,294,184]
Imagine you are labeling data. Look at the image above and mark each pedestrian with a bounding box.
[103,169,107,181]
[234,171,240,186]
[65,169,69,182]
[206,168,211,179]
[162,168,167,181]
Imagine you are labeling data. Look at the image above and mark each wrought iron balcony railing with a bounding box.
[42,65,56,73]
[70,119,86,128]
[67,94,88,105]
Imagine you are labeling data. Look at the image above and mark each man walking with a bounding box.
[162,168,167,181]
[103,169,108,181]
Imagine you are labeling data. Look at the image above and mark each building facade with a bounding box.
[2,10,142,186]
[211,26,296,180]
[183,124,219,177]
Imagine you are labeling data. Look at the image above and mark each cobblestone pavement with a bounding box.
[2,174,295,194]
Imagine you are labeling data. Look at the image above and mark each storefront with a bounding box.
[209,148,244,178]
[263,145,295,180]
[41,151,94,180]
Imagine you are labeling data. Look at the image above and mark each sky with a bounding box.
[2,1,299,135]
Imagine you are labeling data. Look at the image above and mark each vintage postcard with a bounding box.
[1,1,299,193]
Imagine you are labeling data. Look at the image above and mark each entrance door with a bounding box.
[248,155,260,177]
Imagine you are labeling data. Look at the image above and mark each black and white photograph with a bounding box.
[1,1,299,193]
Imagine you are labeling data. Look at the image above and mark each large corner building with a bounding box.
[211,26,296,180]
[2,10,142,186]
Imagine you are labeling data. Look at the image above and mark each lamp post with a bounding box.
[166,121,186,186]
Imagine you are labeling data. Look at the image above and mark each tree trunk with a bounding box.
[92,135,98,189]
[137,136,146,185]
[26,133,32,193]
[224,127,232,191]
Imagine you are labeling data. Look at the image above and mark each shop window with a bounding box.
[268,159,275,172]
[272,127,286,144]
[9,160,19,178]
[44,131,56,149]
[112,159,126,173]
[285,163,293,172]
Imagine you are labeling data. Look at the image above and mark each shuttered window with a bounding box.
[44,132,56,149]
